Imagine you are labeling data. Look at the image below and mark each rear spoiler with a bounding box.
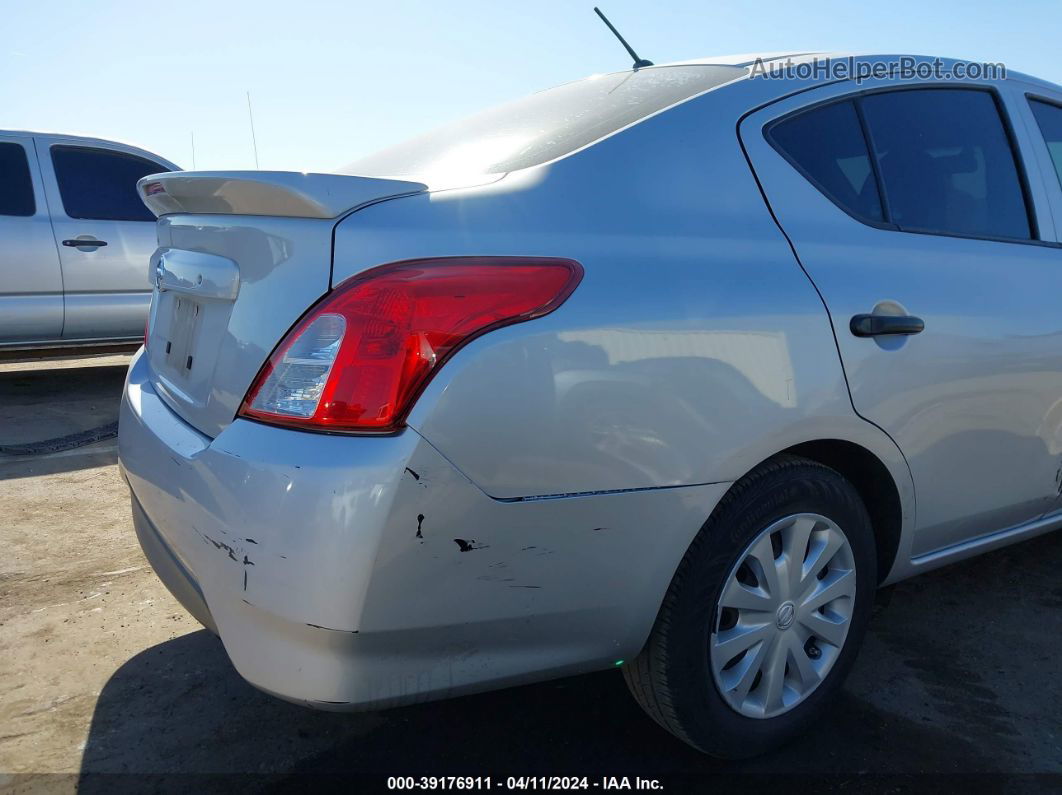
[137,170,428,219]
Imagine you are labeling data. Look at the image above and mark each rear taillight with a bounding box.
[238,257,582,433]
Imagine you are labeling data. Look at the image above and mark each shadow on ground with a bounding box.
[77,532,1062,791]
[0,363,126,479]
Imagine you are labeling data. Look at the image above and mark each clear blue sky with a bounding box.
[2,0,1059,172]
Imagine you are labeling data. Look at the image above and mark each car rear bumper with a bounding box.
[119,349,729,710]
[130,491,217,635]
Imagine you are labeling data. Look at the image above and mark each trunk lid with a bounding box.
[138,171,427,438]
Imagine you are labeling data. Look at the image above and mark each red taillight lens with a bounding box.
[238,257,583,433]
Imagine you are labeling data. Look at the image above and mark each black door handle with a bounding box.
[62,238,108,248]
[850,313,925,337]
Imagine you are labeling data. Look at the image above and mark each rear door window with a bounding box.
[860,89,1031,241]
[0,142,36,216]
[768,100,884,223]
[1028,98,1062,191]
[51,146,168,222]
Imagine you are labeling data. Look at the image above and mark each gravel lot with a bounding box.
[1,355,1060,792]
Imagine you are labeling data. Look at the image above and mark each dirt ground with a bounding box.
[1,356,1060,792]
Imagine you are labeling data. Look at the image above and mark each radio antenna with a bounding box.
[593,7,653,69]
[246,91,260,169]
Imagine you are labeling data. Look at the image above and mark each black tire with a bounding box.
[623,454,877,758]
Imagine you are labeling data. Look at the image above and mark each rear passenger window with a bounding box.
[768,101,884,223]
[861,89,1031,240]
[51,146,167,222]
[1029,99,1062,191]
[0,142,36,216]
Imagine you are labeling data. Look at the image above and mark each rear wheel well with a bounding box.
[782,439,901,583]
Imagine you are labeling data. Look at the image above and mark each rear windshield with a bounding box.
[340,65,747,178]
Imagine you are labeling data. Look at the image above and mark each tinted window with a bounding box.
[342,65,747,178]
[769,100,884,222]
[51,146,167,222]
[862,89,1031,240]
[0,142,36,216]
[1029,99,1062,192]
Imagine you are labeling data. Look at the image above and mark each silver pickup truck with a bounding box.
[0,130,178,354]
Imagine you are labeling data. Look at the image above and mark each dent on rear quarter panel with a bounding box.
[333,83,902,502]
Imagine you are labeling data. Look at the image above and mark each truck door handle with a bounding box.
[850,313,925,337]
[62,238,108,249]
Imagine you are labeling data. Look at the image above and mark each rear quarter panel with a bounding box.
[333,84,913,522]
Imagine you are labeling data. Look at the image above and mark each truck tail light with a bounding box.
[238,257,582,433]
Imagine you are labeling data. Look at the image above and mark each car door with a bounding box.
[0,133,63,344]
[1016,88,1062,516]
[35,138,174,341]
[740,79,1062,560]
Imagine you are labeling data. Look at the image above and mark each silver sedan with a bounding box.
[118,51,1062,757]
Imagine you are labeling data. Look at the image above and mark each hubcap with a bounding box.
[709,513,856,719]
